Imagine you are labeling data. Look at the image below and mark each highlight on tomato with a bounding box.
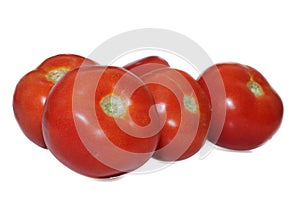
[13,54,97,148]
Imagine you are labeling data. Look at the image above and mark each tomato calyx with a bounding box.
[247,79,264,97]
[183,95,198,113]
[46,67,70,83]
[100,94,127,118]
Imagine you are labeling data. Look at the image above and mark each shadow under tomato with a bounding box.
[93,174,125,182]
[213,145,253,153]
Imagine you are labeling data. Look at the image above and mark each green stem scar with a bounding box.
[183,95,198,113]
[100,95,127,118]
[46,67,70,83]
[247,80,264,97]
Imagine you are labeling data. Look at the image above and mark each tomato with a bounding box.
[123,56,169,76]
[42,66,161,178]
[13,54,97,148]
[139,68,211,161]
[198,62,283,150]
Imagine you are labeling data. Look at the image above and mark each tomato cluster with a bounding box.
[13,54,283,179]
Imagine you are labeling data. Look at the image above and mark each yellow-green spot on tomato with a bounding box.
[100,94,127,118]
[247,80,264,97]
[183,95,198,113]
[46,67,70,84]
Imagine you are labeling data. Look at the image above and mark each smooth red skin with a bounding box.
[123,56,170,76]
[43,66,160,178]
[198,63,283,150]
[13,54,96,148]
[140,68,211,161]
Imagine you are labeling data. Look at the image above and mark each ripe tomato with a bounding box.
[123,56,169,76]
[140,68,211,161]
[42,66,161,178]
[13,54,97,148]
[198,63,283,150]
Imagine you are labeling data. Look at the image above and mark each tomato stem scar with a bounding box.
[183,95,198,113]
[100,95,127,118]
[247,80,264,97]
[46,67,70,83]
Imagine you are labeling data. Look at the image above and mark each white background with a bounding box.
[1,0,299,199]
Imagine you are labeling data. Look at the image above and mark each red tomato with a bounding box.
[198,63,283,150]
[13,54,97,148]
[42,66,161,178]
[123,56,169,76]
[140,68,211,161]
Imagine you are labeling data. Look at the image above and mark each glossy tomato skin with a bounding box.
[198,63,283,150]
[123,56,169,76]
[43,66,161,178]
[140,68,211,161]
[13,54,96,148]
